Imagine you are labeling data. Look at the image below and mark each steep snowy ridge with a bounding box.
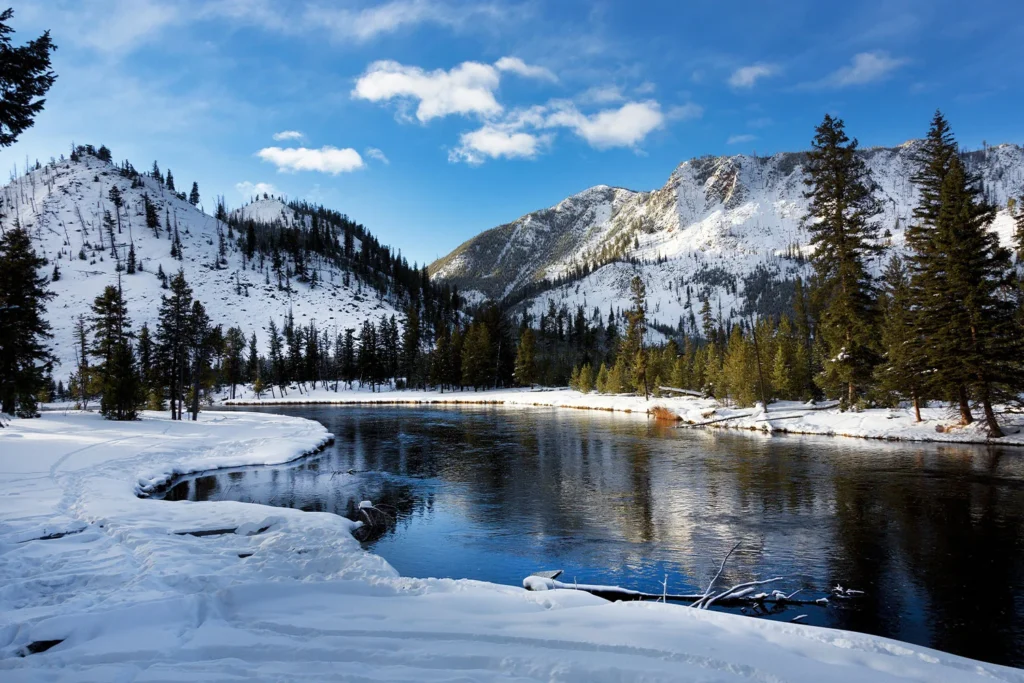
[432,141,1024,333]
[1,153,400,378]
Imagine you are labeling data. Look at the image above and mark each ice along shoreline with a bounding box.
[221,385,1024,449]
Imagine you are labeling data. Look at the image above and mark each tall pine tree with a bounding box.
[0,227,54,416]
[802,114,882,408]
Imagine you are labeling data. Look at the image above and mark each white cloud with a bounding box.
[804,51,908,89]
[272,130,304,141]
[352,59,503,122]
[235,181,278,197]
[728,63,779,88]
[257,146,365,174]
[727,134,757,145]
[747,117,773,129]
[577,85,624,105]
[667,103,704,121]
[450,126,550,164]
[304,0,507,42]
[494,57,557,82]
[33,0,180,54]
[546,100,665,149]
[365,147,390,164]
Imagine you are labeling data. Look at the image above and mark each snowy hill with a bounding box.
[1,150,401,379]
[432,142,1024,334]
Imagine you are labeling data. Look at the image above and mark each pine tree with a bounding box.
[189,181,200,206]
[90,283,138,420]
[108,186,123,233]
[873,257,922,419]
[402,303,421,388]
[620,275,649,398]
[514,327,537,386]
[246,332,259,383]
[915,154,1022,434]
[268,319,285,394]
[0,9,57,148]
[0,227,54,416]
[461,322,491,390]
[126,242,136,274]
[1014,196,1024,259]
[156,269,193,420]
[144,194,160,237]
[187,301,211,420]
[802,114,882,408]
[223,326,246,400]
[165,169,175,192]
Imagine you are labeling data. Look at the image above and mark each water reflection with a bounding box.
[160,405,1024,667]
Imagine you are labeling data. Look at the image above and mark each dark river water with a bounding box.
[160,405,1024,667]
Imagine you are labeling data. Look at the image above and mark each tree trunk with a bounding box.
[957,385,973,425]
[912,389,922,423]
[979,383,1003,437]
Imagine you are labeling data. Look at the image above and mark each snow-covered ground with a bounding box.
[3,409,1022,681]
[221,384,1024,448]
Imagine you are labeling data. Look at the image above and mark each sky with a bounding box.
[4,0,1024,266]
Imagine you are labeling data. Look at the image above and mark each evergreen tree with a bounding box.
[144,194,160,237]
[267,319,286,394]
[401,303,421,388]
[621,275,649,398]
[165,169,175,192]
[913,154,1023,434]
[156,269,192,420]
[108,186,123,233]
[247,333,259,384]
[126,242,136,274]
[187,301,212,420]
[189,181,200,206]
[0,227,54,416]
[90,283,138,420]
[514,327,537,386]
[0,9,57,147]
[223,326,246,400]
[461,323,492,390]
[802,114,882,407]
[873,257,922,419]
[1014,197,1024,259]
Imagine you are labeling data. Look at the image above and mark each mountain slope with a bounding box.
[432,142,1024,334]
[1,149,402,379]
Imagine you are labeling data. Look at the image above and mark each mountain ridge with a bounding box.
[430,140,1024,335]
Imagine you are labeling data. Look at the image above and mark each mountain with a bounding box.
[1,146,412,378]
[431,141,1024,335]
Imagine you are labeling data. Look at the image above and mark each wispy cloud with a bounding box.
[303,0,509,43]
[257,146,365,174]
[747,117,773,129]
[364,147,390,164]
[494,56,557,82]
[236,180,279,197]
[800,51,908,89]
[272,130,304,141]
[727,134,757,145]
[728,63,779,88]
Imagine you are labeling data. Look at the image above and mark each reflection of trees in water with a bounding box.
[829,444,1024,666]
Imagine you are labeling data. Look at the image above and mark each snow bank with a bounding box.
[2,410,1021,681]
[221,384,1024,448]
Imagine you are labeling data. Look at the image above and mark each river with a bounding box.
[158,404,1024,667]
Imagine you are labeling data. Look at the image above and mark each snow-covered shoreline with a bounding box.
[3,409,1022,681]
[222,385,1024,448]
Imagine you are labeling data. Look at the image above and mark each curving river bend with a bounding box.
[159,404,1024,667]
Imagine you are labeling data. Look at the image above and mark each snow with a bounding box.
[1,156,398,379]
[3,408,1021,681]
[221,385,1024,448]
[433,142,1024,336]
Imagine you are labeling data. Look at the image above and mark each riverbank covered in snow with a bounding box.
[2,409,1022,681]
[221,384,1024,448]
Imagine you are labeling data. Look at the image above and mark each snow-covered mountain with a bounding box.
[1,150,401,378]
[432,142,1024,333]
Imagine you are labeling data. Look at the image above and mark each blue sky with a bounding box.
[5,0,1024,265]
